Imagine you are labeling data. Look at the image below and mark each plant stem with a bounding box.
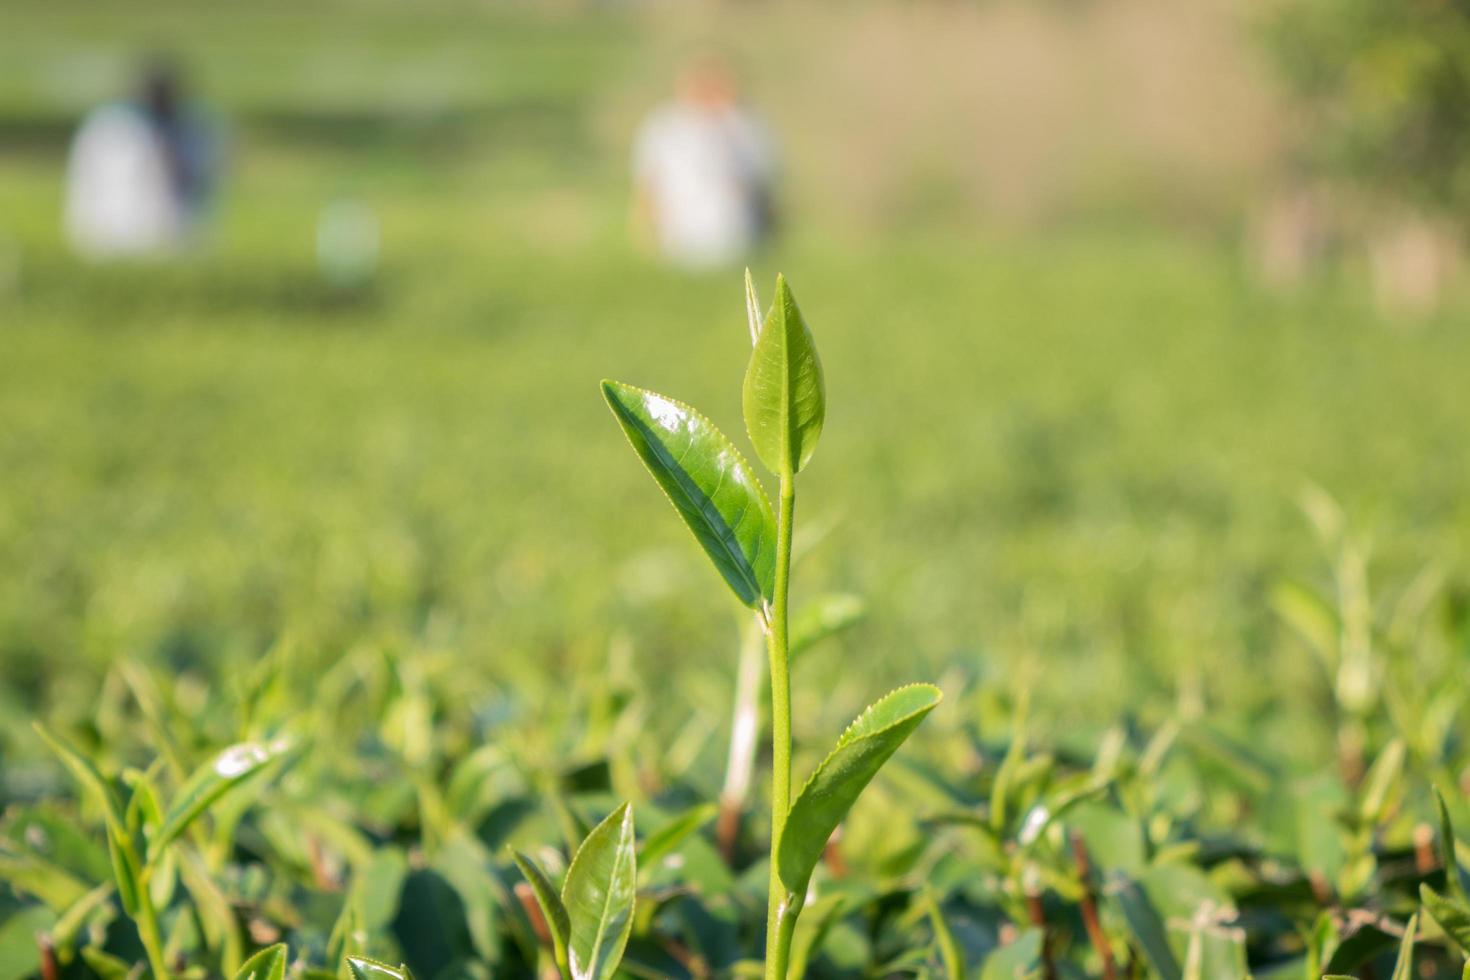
[764,476,797,980]
[134,861,171,980]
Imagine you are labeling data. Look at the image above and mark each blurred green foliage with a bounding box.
[1266,0,1470,214]
[1,1,1470,977]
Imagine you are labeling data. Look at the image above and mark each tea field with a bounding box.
[2,3,1470,978]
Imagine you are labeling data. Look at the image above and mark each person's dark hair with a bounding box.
[138,54,184,123]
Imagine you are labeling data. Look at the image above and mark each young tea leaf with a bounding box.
[742,275,826,477]
[512,850,571,972]
[33,723,127,837]
[561,802,637,980]
[601,380,777,607]
[235,943,288,980]
[1391,913,1418,980]
[346,957,413,980]
[149,736,297,865]
[1421,884,1470,954]
[777,684,941,894]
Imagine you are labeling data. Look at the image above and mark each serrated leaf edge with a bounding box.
[601,380,776,603]
[560,802,636,980]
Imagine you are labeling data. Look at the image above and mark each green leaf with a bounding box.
[639,803,717,873]
[1391,913,1418,980]
[1421,884,1470,954]
[512,850,571,972]
[922,887,966,980]
[1358,738,1405,825]
[107,832,142,917]
[561,802,637,980]
[1109,874,1181,980]
[149,736,297,865]
[346,957,413,980]
[980,928,1041,980]
[33,724,127,837]
[235,943,288,980]
[777,684,941,894]
[601,380,777,608]
[1324,917,1398,974]
[0,906,55,980]
[1439,790,1470,902]
[742,274,826,476]
[0,851,90,911]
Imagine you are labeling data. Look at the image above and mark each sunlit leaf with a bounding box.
[602,380,777,607]
[778,685,941,894]
[1391,913,1418,980]
[561,802,637,980]
[1422,884,1470,954]
[346,956,413,980]
[33,724,127,838]
[742,274,825,476]
[235,943,288,980]
[148,736,298,865]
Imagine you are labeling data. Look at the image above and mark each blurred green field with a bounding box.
[3,0,1470,758]
[4,4,1470,977]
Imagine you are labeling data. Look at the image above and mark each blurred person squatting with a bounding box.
[64,56,221,259]
[633,54,776,268]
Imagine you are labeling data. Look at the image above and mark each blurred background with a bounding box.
[2,0,1469,768]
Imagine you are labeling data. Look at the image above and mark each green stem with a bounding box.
[133,859,171,980]
[764,477,797,980]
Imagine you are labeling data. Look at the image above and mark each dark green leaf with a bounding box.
[742,274,826,476]
[561,802,637,980]
[235,943,288,980]
[1325,917,1398,974]
[1422,884,1470,954]
[601,380,777,607]
[1439,790,1470,902]
[1109,874,1181,980]
[149,736,297,865]
[778,684,941,894]
[513,850,570,972]
[346,957,413,980]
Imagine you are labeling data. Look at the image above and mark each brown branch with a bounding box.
[37,933,58,980]
[1025,880,1057,980]
[716,794,741,865]
[1071,831,1119,980]
[1414,822,1436,875]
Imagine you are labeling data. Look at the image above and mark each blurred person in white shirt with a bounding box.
[633,55,776,268]
[65,57,220,259]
